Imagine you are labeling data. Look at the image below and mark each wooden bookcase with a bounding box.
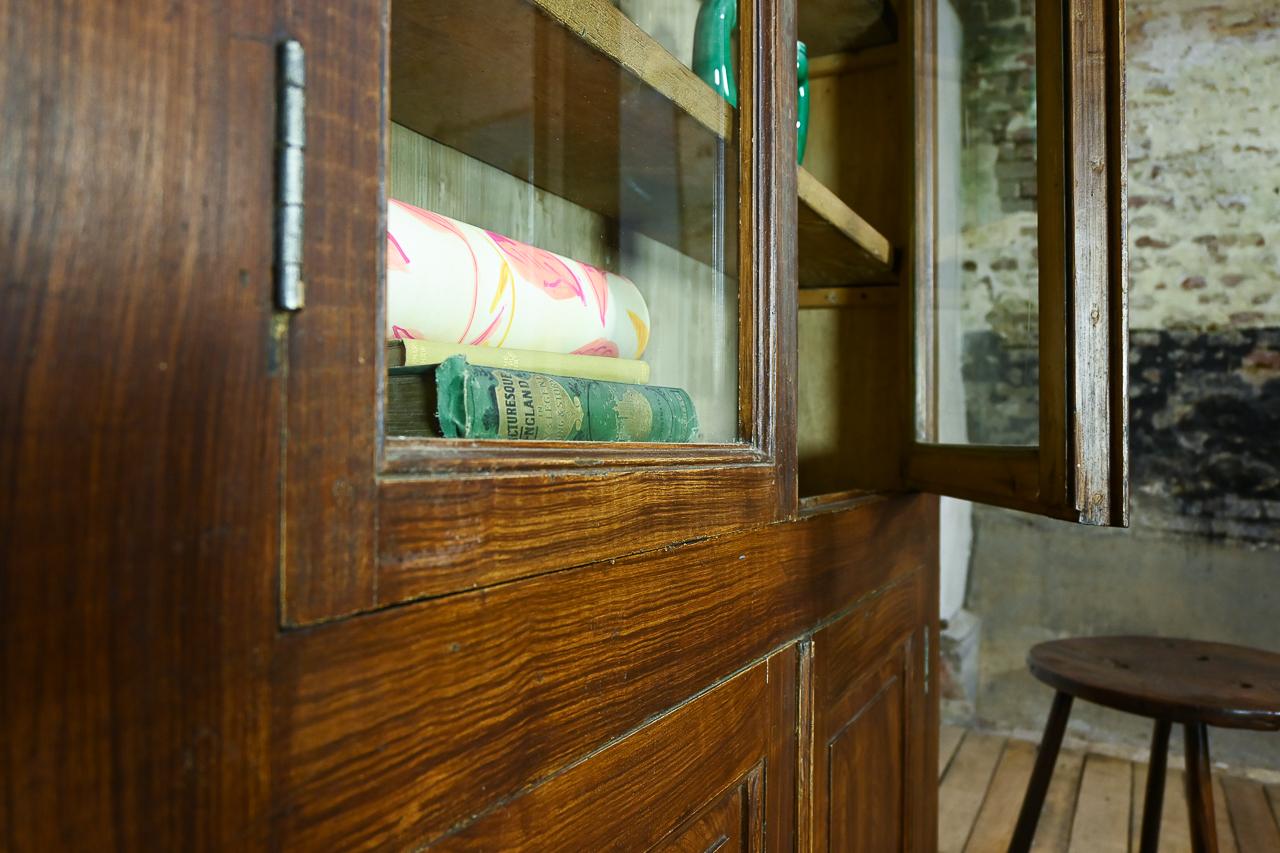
[1,0,1127,848]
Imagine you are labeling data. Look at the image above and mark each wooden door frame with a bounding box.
[903,0,1128,526]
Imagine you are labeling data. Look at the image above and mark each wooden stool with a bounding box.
[1008,636,1280,853]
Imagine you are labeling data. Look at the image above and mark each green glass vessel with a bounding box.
[692,0,738,108]
[797,40,809,164]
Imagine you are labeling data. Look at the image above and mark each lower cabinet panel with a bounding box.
[828,656,906,853]
[433,647,797,851]
[658,768,758,852]
[808,571,930,853]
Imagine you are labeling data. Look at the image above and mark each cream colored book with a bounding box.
[386,339,651,385]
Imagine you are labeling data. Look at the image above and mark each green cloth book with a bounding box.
[386,356,699,442]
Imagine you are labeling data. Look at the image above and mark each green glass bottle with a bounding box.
[693,0,738,108]
[797,41,809,164]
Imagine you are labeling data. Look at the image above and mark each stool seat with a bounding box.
[1029,636,1280,731]
[1010,636,1280,853]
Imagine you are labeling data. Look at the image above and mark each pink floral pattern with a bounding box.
[385,200,649,357]
[571,338,621,358]
[486,230,585,305]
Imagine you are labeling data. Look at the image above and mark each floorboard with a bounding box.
[1030,749,1084,853]
[939,725,965,781]
[1069,754,1131,853]
[1131,764,1192,853]
[965,739,1037,852]
[939,728,1278,853]
[1215,775,1240,853]
[938,733,1005,853]
[1222,776,1280,852]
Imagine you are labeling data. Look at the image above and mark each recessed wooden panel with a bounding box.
[807,571,929,852]
[828,664,905,853]
[658,778,751,853]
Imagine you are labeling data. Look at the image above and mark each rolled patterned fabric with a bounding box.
[386,199,651,359]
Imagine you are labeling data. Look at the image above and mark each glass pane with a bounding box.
[384,0,740,444]
[923,0,1039,446]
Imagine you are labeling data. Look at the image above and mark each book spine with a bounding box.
[390,339,651,384]
[435,357,698,443]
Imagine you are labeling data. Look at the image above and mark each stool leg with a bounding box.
[1008,691,1073,853]
[1139,718,1171,853]
[1183,722,1219,853]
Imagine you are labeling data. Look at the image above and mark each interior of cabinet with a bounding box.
[796,6,908,502]
[385,0,740,445]
[383,0,909,486]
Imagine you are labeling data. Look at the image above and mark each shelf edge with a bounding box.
[797,166,893,268]
[535,0,734,141]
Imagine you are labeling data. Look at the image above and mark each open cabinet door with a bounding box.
[906,0,1128,526]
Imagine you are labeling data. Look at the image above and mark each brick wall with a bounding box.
[957,0,1280,540]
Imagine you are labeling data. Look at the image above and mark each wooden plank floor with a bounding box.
[939,726,1280,853]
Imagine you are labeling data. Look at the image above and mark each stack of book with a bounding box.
[385,340,699,443]
[385,201,699,443]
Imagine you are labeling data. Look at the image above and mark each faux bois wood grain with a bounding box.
[744,0,797,519]
[273,494,937,849]
[291,0,795,624]
[376,464,779,603]
[906,0,1128,526]
[437,649,793,850]
[0,1,280,848]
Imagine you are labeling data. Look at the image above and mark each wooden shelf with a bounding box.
[390,0,738,274]
[797,166,894,287]
[799,0,897,56]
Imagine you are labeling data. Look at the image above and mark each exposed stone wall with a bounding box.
[951,0,1041,445]
[957,0,1280,535]
[964,328,1280,539]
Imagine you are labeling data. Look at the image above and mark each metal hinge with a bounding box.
[275,39,306,311]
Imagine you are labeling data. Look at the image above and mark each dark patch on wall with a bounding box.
[961,333,1038,446]
[963,327,1280,541]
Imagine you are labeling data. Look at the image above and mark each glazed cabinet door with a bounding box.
[803,571,934,853]
[280,0,797,626]
[905,0,1129,526]
[429,648,799,851]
